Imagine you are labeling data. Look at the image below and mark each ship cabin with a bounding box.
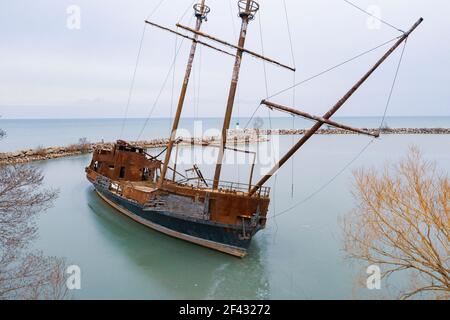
[88,140,161,183]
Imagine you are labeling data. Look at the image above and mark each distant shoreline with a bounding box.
[1,127,449,165]
[1,116,450,121]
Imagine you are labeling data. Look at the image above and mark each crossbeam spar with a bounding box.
[177,23,296,72]
[261,100,380,138]
[144,20,235,58]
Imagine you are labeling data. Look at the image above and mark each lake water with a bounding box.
[2,118,450,299]
[2,116,450,152]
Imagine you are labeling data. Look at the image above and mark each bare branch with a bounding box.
[342,146,450,300]
[0,163,67,300]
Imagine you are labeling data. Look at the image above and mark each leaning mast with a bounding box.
[249,18,424,195]
[212,0,259,189]
[158,1,210,188]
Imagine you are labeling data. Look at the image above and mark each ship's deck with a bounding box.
[119,179,270,198]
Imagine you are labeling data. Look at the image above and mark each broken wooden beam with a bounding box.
[261,100,380,138]
[176,23,296,72]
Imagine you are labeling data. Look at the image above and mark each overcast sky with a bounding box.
[0,0,448,119]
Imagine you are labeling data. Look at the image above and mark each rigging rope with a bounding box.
[256,7,278,224]
[178,0,197,24]
[120,0,167,138]
[258,12,269,100]
[147,0,167,20]
[282,0,297,198]
[257,9,272,129]
[265,35,401,101]
[196,45,203,120]
[228,0,238,41]
[267,40,408,220]
[136,26,190,141]
[119,25,147,138]
[242,35,400,130]
[170,34,179,121]
[343,0,405,34]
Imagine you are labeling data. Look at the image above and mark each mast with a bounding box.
[213,0,259,189]
[158,1,210,188]
[249,18,423,196]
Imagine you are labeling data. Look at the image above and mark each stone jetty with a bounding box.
[262,127,450,136]
[0,130,266,165]
[1,128,449,165]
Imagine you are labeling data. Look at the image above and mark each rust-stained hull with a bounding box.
[85,140,269,257]
[91,181,258,258]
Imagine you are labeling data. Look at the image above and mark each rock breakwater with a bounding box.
[1,128,448,165]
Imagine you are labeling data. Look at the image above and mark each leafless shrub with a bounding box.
[0,164,69,300]
[0,165,57,248]
[342,146,450,300]
[0,251,68,300]
[77,137,91,152]
[67,137,91,153]
[34,145,47,157]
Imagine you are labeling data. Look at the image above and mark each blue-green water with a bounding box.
[1,116,450,152]
[2,118,450,299]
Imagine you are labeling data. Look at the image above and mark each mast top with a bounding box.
[194,2,210,21]
[238,0,259,20]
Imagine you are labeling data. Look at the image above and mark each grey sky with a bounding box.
[0,0,448,118]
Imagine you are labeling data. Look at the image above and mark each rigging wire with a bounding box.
[170,33,179,121]
[267,40,408,220]
[228,0,241,183]
[257,9,272,130]
[136,25,191,141]
[241,9,269,131]
[265,35,401,101]
[147,0,167,20]
[257,12,270,101]
[119,0,168,138]
[178,0,197,24]
[119,25,147,138]
[136,0,195,142]
[196,45,203,121]
[192,54,197,119]
[228,0,238,41]
[256,7,279,239]
[282,0,297,198]
[380,41,408,128]
[343,0,405,34]
[242,35,400,130]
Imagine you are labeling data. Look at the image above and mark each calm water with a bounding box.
[2,118,450,299]
[1,116,450,152]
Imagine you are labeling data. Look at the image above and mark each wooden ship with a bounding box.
[86,1,422,257]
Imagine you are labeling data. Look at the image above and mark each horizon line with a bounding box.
[2,115,450,120]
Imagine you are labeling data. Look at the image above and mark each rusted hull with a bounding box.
[92,183,258,258]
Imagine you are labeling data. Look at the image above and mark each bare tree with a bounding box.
[342,146,449,300]
[0,133,69,299]
[67,137,91,153]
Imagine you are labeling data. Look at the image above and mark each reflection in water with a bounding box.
[85,188,270,299]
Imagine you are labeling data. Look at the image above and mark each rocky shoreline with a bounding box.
[259,127,450,135]
[0,132,267,165]
[1,128,449,165]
